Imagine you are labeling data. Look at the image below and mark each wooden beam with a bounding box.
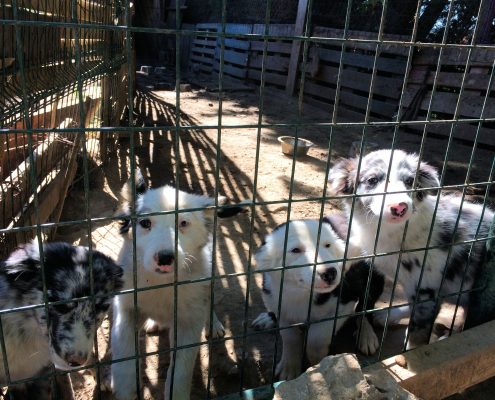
[51,97,98,238]
[363,320,495,400]
[285,0,309,95]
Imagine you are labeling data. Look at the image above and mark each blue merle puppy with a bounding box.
[328,149,494,349]
[0,241,123,397]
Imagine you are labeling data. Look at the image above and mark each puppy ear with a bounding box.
[121,168,147,203]
[216,195,248,219]
[3,241,41,276]
[328,157,358,196]
[118,169,147,234]
[254,241,270,270]
[417,161,440,197]
[202,196,246,221]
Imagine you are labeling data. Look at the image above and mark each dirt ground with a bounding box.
[55,72,495,399]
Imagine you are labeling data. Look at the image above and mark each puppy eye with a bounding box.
[404,177,414,187]
[53,302,75,314]
[139,219,152,229]
[367,176,378,186]
[290,247,302,254]
[179,220,189,228]
[324,243,331,248]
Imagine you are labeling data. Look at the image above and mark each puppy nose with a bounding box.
[390,202,408,217]
[66,353,88,367]
[319,268,337,284]
[155,251,175,266]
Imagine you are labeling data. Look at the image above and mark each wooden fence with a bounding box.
[188,23,495,147]
[0,0,129,257]
[402,47,495,146]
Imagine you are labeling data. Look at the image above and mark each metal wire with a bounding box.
[1,0,495,399]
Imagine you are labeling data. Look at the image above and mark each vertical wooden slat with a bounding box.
[285,0,309,95]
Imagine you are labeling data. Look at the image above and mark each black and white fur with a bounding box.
[109,170,242,400]
[328,149,494,348]
[0,241,123,396]
[252,219,384,380]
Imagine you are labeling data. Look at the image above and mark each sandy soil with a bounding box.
[54,73,494,399]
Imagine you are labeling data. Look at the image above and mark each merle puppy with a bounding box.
[328,149,494,348]
[252,218,384,380]
[0,241,123,398]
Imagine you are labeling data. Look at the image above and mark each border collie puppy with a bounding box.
[252,219,384,380]
[110,170,242,400]
[328,149,494,348]
[0,241,123,397]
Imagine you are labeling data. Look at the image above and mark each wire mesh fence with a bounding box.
[0,0,495,399]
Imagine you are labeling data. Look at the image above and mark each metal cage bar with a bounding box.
[0,0,494,399]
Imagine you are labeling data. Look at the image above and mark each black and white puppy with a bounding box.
[0,241,123,396]
[109,170,242,400]
[252,219,384,380]
[328,149,494,348]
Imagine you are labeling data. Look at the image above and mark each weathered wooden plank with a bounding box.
[250,40,292,54]
[363,320,495,400]
[13,167,67,242]
[408,70,494,91]
[247,69,287,87]
[303,94,383,123]
[303,80,398,117]
[50,98,97,235]
[222,49,249,67]
[197,64,213,74]
[310,64,403,99]
[225,24,252,34]
[221,23,253,49]
[411,122,495,147]
[414,47,495,66]
[302,95,335,115]
[286,0,309,95]
[192,39,217,50]
[0,136,68,228]
[249,53,289,72]
[190,53,215,66]
[312,26,411,57]
[252,24,294,36]
[414,91,495,119]
[316,47,407,75]
[213,62,247,79]
[223,37,250,50]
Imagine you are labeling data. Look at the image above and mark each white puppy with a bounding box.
[110,170,241,400]
[252,218,384,380]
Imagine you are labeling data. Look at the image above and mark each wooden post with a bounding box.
[50,97,99,239]
[285,0,309,95]
[363,320,495,400]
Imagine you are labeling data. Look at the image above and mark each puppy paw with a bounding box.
[275,359,301,381]
[373,305,409,327]
[144,319,164,334]
[357,319,379,355]
[251,312,277,331]
[206,318,226,339]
